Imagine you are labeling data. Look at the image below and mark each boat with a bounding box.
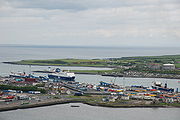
[9,72,38,78]
[70,105,80,107]
[9,72,27,78]
[48,68,75,81]
[9,71,47,82]
[151,82,174,92]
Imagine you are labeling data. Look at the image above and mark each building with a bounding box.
[162,64,175,70]
[148,63,161,70]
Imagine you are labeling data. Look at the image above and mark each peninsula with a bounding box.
[3,55,180,79]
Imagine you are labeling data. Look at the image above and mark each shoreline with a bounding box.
[2,62,115,68]
[33,70,180,80]
[3,62,180,80]
[0,99,180,112]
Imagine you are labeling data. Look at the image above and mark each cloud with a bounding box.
[2,0,180,10]
[0,0,180,47]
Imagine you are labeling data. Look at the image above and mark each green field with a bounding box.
[69,70,113,74]
[7,59,109,67]
[175,63,180,68]
[5,55,180,68]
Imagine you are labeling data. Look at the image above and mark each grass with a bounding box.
[10,59,109,67]
[70,70,113,74]
[175,63,180,68]
[6,55,180,67]
[65,95,104,103]
[153,102,180,107]
[4,55,180,76]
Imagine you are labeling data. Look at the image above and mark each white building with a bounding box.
[162,64,175,70]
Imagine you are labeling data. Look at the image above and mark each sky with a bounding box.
[0,0,180,47]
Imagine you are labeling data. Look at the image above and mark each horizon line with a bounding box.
[0,44,179,48]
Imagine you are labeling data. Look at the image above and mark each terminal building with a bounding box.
[162,64,175,70]
[148,63,161,70]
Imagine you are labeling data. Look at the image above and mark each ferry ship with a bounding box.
[151,81,174,92]
[48,68,75,81]
[9,72,37,79]
[9,72,27,78]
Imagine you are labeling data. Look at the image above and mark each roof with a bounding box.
[163,64,175,66]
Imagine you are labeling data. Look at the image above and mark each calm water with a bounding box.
[0,103,180,120]
[0,45,180,62]
[0,45,179,89]
[0,45,180,119]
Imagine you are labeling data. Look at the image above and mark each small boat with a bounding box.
[70,105,80,107]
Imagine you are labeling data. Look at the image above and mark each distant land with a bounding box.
[1,44,180,49]
[3,55,180,79]
[3,54,180,67]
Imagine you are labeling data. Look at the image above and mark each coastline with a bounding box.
[0,99,180,112]
[2,62,114,68]
[34,70,180,80]
[3,62,180,80]
[1,56,180,112]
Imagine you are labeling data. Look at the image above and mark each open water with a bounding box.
[0,103,180,120]
[0,45,180,120]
